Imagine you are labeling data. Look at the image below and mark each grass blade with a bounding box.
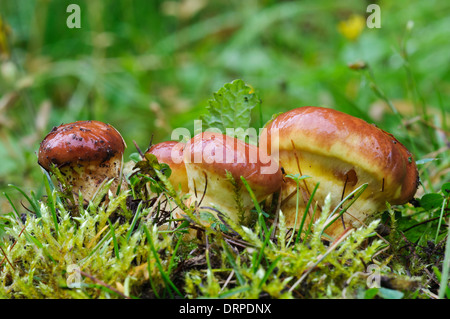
[108,219,120,260]
[240,176,269,238]
[258,255,282,289]
[3,192,21,221]
[438,219,450,299]
[296,182,320,244]
[222,240,245,286]
[322,183,368,236]
[125,201,143,243]
[8,184,41,218]
[43,173,59,234]
[142,224,183,298]
[435,198,447,244]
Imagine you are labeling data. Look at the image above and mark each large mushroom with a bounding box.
[38,120,126,204]
[183,131,283,227]
[259,106,419,238]
[145,141,189,194]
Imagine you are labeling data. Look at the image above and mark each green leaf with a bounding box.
[441,182,450,196]
[364,288,379,299]
[129,152,142,163]
[377,287,404,299]
[419,193,444,210]
[200,79,260,142]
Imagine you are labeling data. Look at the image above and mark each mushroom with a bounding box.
[183,131,283,227]
[145,141,189,194]
[38,120,127,204]
[259,106,419,238]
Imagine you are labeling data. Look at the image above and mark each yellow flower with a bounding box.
[338,14,365,41]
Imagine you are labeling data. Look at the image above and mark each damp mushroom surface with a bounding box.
[183,131,283,226]
[38,120,127,204]
[259,106,420,238]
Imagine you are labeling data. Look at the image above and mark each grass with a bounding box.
[0,126,448,299]
[0,0,449,299]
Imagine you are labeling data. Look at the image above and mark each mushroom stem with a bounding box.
[183,132,283,228]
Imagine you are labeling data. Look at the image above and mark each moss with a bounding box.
[0,156,445,299]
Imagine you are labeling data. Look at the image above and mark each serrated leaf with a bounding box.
[200,79,260,141]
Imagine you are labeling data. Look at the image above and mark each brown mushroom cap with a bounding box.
[38,120,126,170]
[145,141,188,194]
[185,132,282,197]
[38,120,126,203]
[183,132,282,225]
[260,106,419,236]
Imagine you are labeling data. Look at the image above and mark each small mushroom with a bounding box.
[38,120,126,204]
[145,141,189,194]
[183,132,283,226]
[259,106,419,238]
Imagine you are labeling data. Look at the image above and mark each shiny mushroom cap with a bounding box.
[260,106,419,237]
[145,141,188,194]
[183,131,282,225]
[38,120,126,203]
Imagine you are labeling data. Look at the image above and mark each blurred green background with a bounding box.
[0,0,449,211]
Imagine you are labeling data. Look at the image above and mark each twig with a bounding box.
[145,192,165,220]
[0,224,26,272]
[402,213,450,233]
[79,269,130,299]
[197,171,208,207]
[289,228,354,293]
[133,140,145,159]
[0,246,14,270]
[271,191,282,240]
[220,270,235,292]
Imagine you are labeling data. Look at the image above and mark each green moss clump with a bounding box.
[0,160,440,299]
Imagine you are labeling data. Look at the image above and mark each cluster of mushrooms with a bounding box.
[38,106,420,239]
